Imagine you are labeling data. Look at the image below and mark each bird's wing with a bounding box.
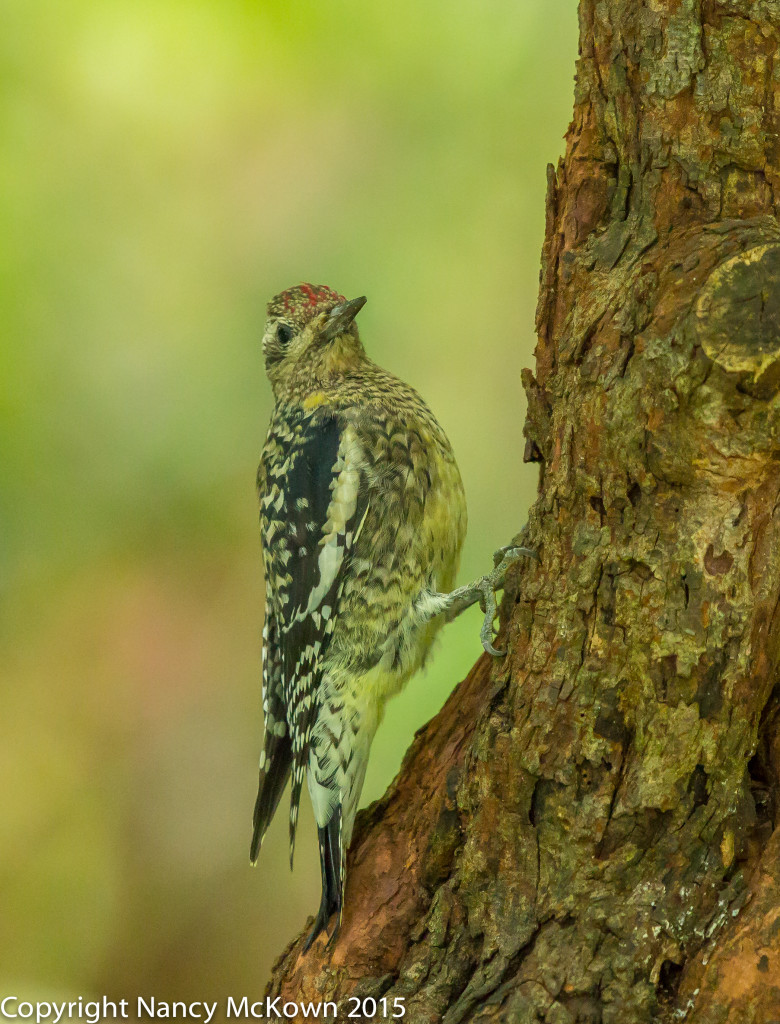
[251,410,368,865]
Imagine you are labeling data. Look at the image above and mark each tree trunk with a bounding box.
[266,2,780,1021]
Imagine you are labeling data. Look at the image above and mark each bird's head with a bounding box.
[262,284,367,397]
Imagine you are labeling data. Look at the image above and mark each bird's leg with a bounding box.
[431,545,537,657]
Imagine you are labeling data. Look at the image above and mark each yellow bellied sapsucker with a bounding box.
[250,284,532,950]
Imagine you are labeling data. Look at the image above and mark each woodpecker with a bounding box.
[250,283,533,950]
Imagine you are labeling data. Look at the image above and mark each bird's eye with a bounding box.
[277,323,293,346]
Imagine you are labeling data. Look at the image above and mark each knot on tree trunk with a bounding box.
[695,241,780,389]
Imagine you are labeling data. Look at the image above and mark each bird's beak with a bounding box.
[322,296,367,340]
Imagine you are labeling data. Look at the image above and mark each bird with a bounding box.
[249,283,533,951]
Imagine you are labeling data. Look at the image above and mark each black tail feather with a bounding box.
[250,735,292,863]
[303,806,342,952]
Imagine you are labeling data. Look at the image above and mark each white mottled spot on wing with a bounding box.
[296,425,366,621]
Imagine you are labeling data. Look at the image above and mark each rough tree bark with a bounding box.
[266,2,780,1021]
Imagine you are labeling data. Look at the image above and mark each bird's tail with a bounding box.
[250,735,292,864]
[303,806,343,952]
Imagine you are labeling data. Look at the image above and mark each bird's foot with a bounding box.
[493,542,537,570]
[478,545,537,656]
[445,544,537,656]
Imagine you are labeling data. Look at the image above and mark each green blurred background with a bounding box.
[0,0,577,1006]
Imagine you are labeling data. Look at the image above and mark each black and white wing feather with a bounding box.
[250,410,368,864]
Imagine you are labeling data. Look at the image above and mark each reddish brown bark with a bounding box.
[267,2,780,1021]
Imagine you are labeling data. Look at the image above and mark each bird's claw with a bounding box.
[493,544,538,570]
[480,544,537,657]
[476,569,506,657]
[441,544,537,656]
